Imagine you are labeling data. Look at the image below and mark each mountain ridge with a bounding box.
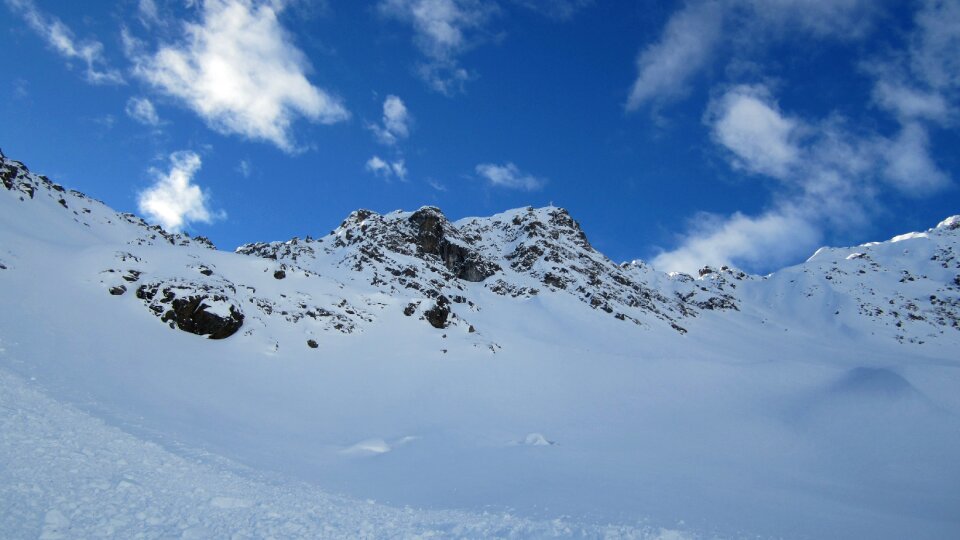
[2,151,958,348]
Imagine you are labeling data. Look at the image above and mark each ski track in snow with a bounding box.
[0,368,689,540]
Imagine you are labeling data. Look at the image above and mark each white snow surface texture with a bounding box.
[1,152,959,539]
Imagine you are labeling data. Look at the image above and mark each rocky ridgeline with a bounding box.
[0,152,214,250]
[782,216,960,344]
[237,205,746,334]
[97,249,377,342]
[3,149,958,346]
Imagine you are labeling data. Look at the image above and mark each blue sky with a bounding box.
[1,0,958,274]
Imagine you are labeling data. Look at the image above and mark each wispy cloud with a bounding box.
[5,0,124,85]
[881,122,950,195]
[706,85,800,179]
[369,95,412,146]
[125,96,161,126]
[653,79,951,274]
[237,159,253,178]
[626,0,878,111]
[137,0,161,27]
[366,156,408,180]
[378,0,498,94]
[509,0,592,21]
[130,0,348,152]
[626,1,723,111]
[139,151,223,232]
[475,162,545,190]
[643,0,955,274]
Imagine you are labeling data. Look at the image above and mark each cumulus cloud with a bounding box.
[366,156,408,180]
[131,0,348,152]
[652,79,952,274]
[5,0,124,85]
[707,85,801,179]
[378,0,498,94]
[138,151,222,232]
[369,95,412,145]
[645,1,955,274]
[626,1,723,111]
[125,96,161,126]
[652,209,819,274]
[475,162,545,190]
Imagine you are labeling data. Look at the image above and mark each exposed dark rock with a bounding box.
[543,273,566,289]
[109,285,126,295]
[160,296,244,339]
[403,302,417,316]
[274,270,286,280]
[307,339,318,349]
[199,266,213,276]
[424,295,451,329]
[408,207,499,282]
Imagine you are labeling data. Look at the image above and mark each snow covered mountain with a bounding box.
[2,150,960,539]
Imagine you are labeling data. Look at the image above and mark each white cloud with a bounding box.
[626,0,878,111]
[655,82,950,274]
[138,151,222,232]
[138,0,161,26]
[378,0,497,94]
[652,209,819,274]
[366,156,408,180]
[882,122,950,195]
[5,0,124,85]
[707,85,801,179]
[910,0,960,91]
[510,0,592,20]
[741,0,877,38]
[626,1,723,111]
[646,0,956,274]
[872,80,951,123]
[427,178,448,191]
[475,162,545,190]
[237,159,253,178]
[125,96,161,126]
[369,95,412,145]
[131,0,349,152]
[864,0,956,194]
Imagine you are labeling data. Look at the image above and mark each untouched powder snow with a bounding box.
[0,366,687,539]
[2,153,960,539]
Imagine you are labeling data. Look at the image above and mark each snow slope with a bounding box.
[2,151,960,539]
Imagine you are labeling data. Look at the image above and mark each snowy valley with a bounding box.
[2,150,960,539]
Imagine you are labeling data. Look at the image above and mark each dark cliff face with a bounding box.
[407,207,500,282]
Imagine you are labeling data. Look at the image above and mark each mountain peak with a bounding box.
[937,215,960,231]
